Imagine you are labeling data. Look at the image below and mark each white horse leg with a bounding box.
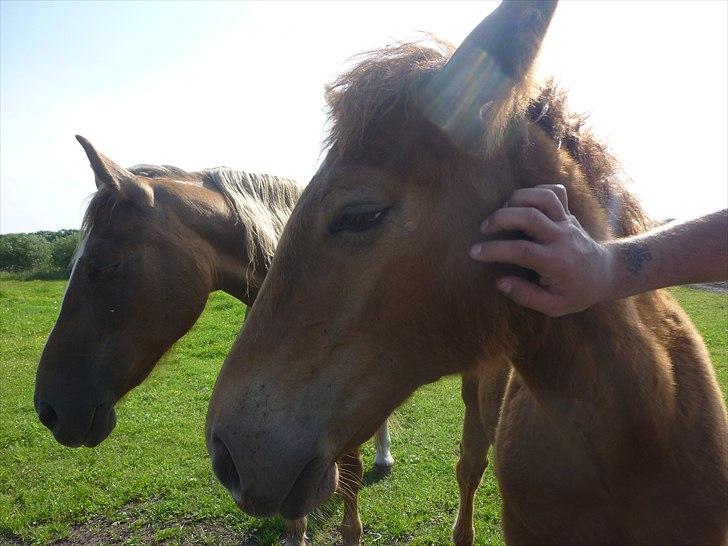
[373,420,394,469]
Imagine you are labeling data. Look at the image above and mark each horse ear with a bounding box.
[417,0,557,155]
[75,135,154,206]
[76,135,133,191]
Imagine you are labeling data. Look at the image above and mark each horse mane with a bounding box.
[128,164,193,180]
[325,38,651,238]
[525,84,651,237]
[201,168,301,266]
[79,165,301,269]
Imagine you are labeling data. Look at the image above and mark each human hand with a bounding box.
[469,185,614,317]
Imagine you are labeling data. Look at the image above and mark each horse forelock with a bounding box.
[324,36,454,158]
[324,36,650,238]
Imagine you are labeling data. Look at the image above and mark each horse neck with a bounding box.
[168,185,270,307]
[497,129,678,450]
[199,209,268,306]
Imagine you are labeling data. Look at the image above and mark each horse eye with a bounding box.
[330,209,387,234]
[87,261,121,281]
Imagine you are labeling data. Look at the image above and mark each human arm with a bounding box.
[469,185,728,317]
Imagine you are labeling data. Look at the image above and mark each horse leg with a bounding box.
[452,373,490,546]
[283,517,307,546]
[338,448,364,546]
[452,361,510,546]
[372,420,394,470]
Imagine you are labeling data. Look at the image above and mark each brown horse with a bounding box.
[34,137,388,545]
[206,1,728,544]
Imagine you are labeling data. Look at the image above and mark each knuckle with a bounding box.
[549,184,568,205]
[548,192,562,209]
[527,207,541,223]
[565,222,583,241]
[517,241,532,260]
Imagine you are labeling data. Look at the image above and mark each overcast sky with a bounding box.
[1,1,726,233]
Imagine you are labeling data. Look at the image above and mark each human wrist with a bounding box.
[603,237,657,301]
[599,241,623,303]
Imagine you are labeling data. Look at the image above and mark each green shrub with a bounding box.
[0,233,52,272]
[51,232,81,271]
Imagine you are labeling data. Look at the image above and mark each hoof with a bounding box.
[282,532,308,546]
[373,451,394,468]
[452,524,474,546]
[371,461,393,477]
[281,533,309,546]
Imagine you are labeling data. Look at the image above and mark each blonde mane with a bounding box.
[202,168,301,267]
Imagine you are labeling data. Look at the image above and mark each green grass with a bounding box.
[0,282,725,545]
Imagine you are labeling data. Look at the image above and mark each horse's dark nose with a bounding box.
[209,431,282,517]
[36,401,58,432]
[210,433,244,500]
[34,396,117,448]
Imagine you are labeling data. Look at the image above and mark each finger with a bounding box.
[480,207,561,243]
[495,276,566,317]
[493,187,567,223]
[469,239,550,272]
[535,184,569,212]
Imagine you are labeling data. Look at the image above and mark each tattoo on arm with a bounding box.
[621,243,652,275]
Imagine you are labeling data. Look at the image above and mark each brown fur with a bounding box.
[36,145,302,447]
[36,141,377,545]
[207,3,727,544]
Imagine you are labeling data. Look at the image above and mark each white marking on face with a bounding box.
[60,231,89,304]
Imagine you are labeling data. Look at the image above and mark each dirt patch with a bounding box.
[51,517,259,546]
[0,531,24,545]
[685,281,728,294]
[42,499,262,546]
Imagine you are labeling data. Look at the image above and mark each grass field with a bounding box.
[1,280,726,545]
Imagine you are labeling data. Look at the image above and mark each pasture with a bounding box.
[1,279,725,545]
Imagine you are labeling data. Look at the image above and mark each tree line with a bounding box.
[0,230,80,276]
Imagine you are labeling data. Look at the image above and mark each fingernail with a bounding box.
[480,218,489,233]
[496,279,512,295]
[469,243,483,257]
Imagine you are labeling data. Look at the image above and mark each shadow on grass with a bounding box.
[363,462,393,486]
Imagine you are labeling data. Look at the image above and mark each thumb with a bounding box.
[496,276,564,317]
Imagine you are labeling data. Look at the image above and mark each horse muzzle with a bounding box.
[207,427,338,519]
[35,397,117,448]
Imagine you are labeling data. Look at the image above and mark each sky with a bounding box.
[1,0,726,234]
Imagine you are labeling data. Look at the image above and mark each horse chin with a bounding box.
[278,459,338,520]
[81,403,117,447]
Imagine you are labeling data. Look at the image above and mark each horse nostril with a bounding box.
[36,402,58,432]
[211,434,241,497]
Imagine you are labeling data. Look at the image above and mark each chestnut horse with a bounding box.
[206,1,728,544]
[34,137,392,545]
